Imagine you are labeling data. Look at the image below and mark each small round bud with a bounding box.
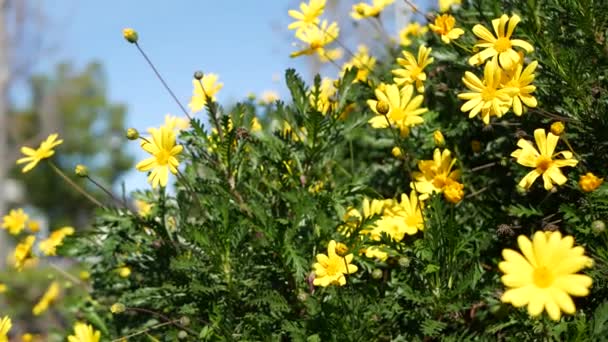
[122,28,138,43]
[110,303,126,314]
[126,128,139,140]
[433,130,445,147]
[335,242,349,256]
[550,121,565,136]
[371,269,383,279]
[592,220,606,235]
[118,266,131,278]
[194,71,204,80]
[179,316,191,327]
[398,256,410,268]
[79,271,91,281]
[375,100,390,115]
[74,164,88,177]
[391,146,403,158]
[177,331,188,339]
[471,140,482,153]
[297,291,309,302]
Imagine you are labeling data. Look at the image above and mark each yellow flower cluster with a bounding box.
[39,226,75,256]
[429,14,464,44]
[413,148,464,203]
[459,14,537,124]
[288,0,340,59]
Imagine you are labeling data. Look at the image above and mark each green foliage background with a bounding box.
[59,0,608,340]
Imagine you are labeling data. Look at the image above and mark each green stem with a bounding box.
[49,162,103,207]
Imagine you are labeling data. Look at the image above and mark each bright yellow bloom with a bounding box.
[458,60,518,124]
[376,192,425,238]
[438,0,461,12]
[310,78,336,114]
[469,14,534,68]
[399,22,428,46]
[188,73,223,113]
[0,316,11,342]
[32,281,60,316]
[110,303,126,314]
[511,128,578,190]
[579,172,603,192]
[67,322,101,342]
[250,117,263,133]
[0,283,7,293]
[14,235,36,271]
[502,61,538,115]
[2,208,29,235]
[367,84,428,136]
[27,220,41,233]
[164,114,190,131]
[136,126,183,188]
[392,146,403,158]
[135,199,152,216]
[291,20,339,58]
[433,130,445,147]
[429,14,464,44]
[392,45,434,92]
[500,231,593,321]
[122,28,138,43]
[288,0,325,31]
[312,240,358,287]
[16,133,63,173]
[351,0,395,20]
[39,226,75,256]
[342,45,376,82]
[413,148,461,198]
[20,333,42,342]
[443,179,464,203]
[118,266,131,278]
[259,90,280,105]
[317,47,344,63]
[550,121,565,136]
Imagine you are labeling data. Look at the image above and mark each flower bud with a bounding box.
[74,164,88,177]
[122,28,138,43]
[194,71,204,80]
[375,100,390,115]
[592,220,606,235]
[471,140,482,153]
[179,316,191,327]
[126,128,139,140]
[433,130,445,147]
[110,303,126,314]
[335,242,349,256]
[177,331,188,339]
[398,256,410,268]
[297,291,309,302]
[550,121,565,136]
[118,266,131,278]
[579,172,603,192]
[371,269,383,279]
[391,147,403,158]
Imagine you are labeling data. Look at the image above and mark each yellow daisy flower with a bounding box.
[312,240,358,287]
[2,208,29,235]
[412,148,461,198]
[499,231,593,321]
[428,14,464,44]
[16,133,63,173]
[342,45,376,82]
[469,14,534,69]
[511,128,578,190]
[438,0,461,12]
[367,84,428,136]
[399,22,428,46]
[188,73,223,113]
[136,126,183,188]
[288,0,325,31]
[39,226,75,256]
[502,61,538,116]
[14,235,36,271]
[458,60,518,124]
[291,20,339,58]
[0,316,11,342]
[392,45,434,92]
[32,281,60,316]
[579,172,603,192]
[351,0,395,20]
[164,114,190,131]
[443,179,465,204]
[67,322,101,342]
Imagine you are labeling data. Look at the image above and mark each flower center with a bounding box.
[494,37,512,53]
[536,156,553,171]
[325,258,342,276]
[481,87,497,101]
[405,214,421,227]
[432,175,448,189]
[532,266,554,288]
[155,150,170,165]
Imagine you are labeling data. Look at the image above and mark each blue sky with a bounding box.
[22,0,432,192]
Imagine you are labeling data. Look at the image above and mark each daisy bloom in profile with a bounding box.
[367,84,428,136]
[341,45,376,82]
[287,0,325,31]
[16,133,63,173]
[67,322,101,342]
[429,14,464,44]
[458,60,518,124]
[2,208,29,235]
[188,73,223,113]
[14,235,36,271]
[413,148,461,198]
[469,14,534,69]
[382,191,425,236]
[32,282,60,316]
[511,128,578,190]
[443,179,464,203]
[579,172,603,192]
[351,0,395,20]
[502,60,538,115]
[39,226,75,256]
[392,45,434,92]
[499,231,593,321]
[399,22,428,46]
[291,20,339,58]
[313,240,358,287]
[0,316,11,341]
[136,126,183,188]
